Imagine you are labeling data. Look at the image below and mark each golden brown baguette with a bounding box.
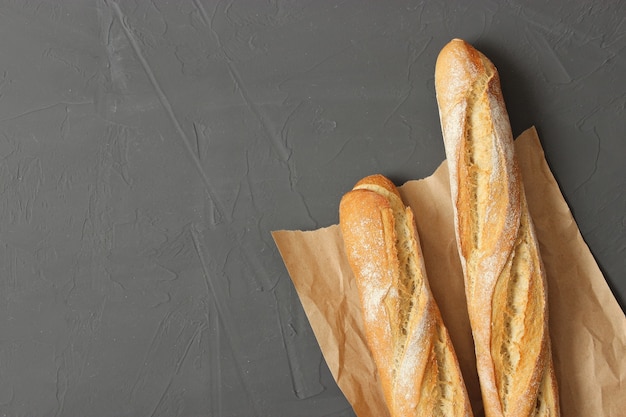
[339,174,473,417]
[435,39,560,417]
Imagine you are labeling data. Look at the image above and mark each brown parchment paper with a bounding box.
[272,127,626,417]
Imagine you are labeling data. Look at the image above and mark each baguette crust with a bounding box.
[435,39,559,417]
[339,174,473,417]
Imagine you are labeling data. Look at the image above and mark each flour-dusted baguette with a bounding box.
[435,39,559,417]
[339,174,473,417]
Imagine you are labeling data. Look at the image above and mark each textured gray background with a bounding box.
[0,1,623,416]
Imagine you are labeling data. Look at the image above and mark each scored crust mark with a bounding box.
[492,196,546,416]
[533,351,559,416]
[339,188,397,402]
[353,179,430,404]
[416,314,473,417]
[354,182,423,347]
[458,47,519,305]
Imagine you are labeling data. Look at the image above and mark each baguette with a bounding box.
[339,174,473,417]
[435,39,559,417]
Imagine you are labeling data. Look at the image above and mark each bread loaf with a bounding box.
[435,38,559,417]
[339,174,473,417]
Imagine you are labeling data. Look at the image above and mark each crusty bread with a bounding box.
[435,39,560,417]
[339,174,473,417]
